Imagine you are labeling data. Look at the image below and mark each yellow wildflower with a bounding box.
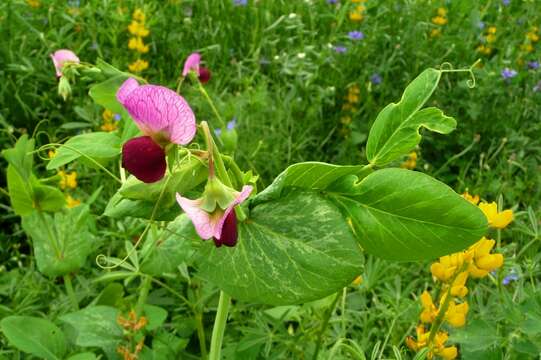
[348,84,360,94]
[445,300,469,327]
[449,271,469,298]
[420,290,438,323]
[527,33,539,42]
[66,195,81,208]
[128,59,149,73]
[437,7,447,17]
[486,34,496,43]
[340,116,352,125]
[430,28,442,38]
[48,149,57,159]
[133,8,145,22]
[128,37,149,53]
[346,93,359,104]
[521,43,534,53]
[430,252,471,283]
[128,21,149,37]
[487,26,497,35]
[26,0,40,8]
[101,121,118,132]
[352,275,363,286]
[59,171,77,190]
[468,237,504,278]
[400,151,417,169]
[349,12,363,22]
[478,201,513,228]
[462,191,480,205]
[476,44,492,55]
[431,16,448,26]
[406,326,457,359]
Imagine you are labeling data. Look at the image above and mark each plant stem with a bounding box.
[63,274,78,310]
[195,311,208,360]
[208,291,231,360]
[197,82,226,128]
[135,275,152,316]
[313,292,341,360]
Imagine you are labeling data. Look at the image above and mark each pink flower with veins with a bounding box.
[50,49,80,77]
[117,78,196,183]
[176,185,253,247]
[182,52,211,84]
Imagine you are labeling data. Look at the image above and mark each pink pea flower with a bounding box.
[50,49,80,77]
[116,78,196,183]
[182,52,212,84]
[176,185,252,247]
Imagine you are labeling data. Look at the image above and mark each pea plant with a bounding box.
[2,52,487,359]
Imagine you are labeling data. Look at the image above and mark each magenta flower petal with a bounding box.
[50,49,80,77]
[182,52,201,77]
[198,67,211,84]
[176,185,253,244]
[116,78,196,145]
[122,136,166,183]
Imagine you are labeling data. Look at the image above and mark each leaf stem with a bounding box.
[63,274,79,311]
[135,274,152,316]
[208,291,231,360]
[313,292,341,360]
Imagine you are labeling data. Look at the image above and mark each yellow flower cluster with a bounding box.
[26,0,41,8]
[477,26,497,55]
[127,8,150,73]
[406,325,457,360]
[521,26,539,53]
[339,84,360,137]
[400,151,417,169]
[407,192,513,359]
[65,195,81,208]
[349,0,367,22]
[430,8,448,38]
[100,109,118,132]
[58,170,81,208]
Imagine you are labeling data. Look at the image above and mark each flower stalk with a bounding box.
[208,291,231,360]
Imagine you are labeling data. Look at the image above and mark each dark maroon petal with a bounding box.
[213,237,223,247]
[122,136,166,183]
[198,67,211,84]
[218,210,238,247]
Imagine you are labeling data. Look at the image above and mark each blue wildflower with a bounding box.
[502,273,519,285]
[233,0,247,6]
[214,128,222,137]
[334,45,347,53]
[501,68,518,80]
[227,117,237,130]
[528,61,539,70]
[477,21,485,30]
[327,0,338,4]
[502,0,510,6]
[114,114,122,121]
[370,73,382,85]
[348,31,365,41]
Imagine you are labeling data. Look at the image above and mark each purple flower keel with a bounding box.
[122,136,167,183]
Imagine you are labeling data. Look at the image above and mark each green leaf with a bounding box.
[143,304,168,331]
[89,75,129,115]
[366,69,456,165]
[196,191,363,305]
[2,134,34,180]
[31,182,66,212]
[330,168,487,261]
[252,161,368,205]
[66,353,97,360]
[47,132,121,170]
[6,165,34,216]
[60,306,123,359]
[140,216,195,276]
[104,193,179,221]
[0,316,67,360]
[22,205,95,277]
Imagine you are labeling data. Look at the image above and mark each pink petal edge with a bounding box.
[51,49,80,77]
[182,52,201,77]
[116,78,197,145]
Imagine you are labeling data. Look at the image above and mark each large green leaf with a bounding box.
[196,191,363,305]
[47,132,121,169]
[31,180,66,212]
[330,168,487,261]
[60,306,122,359]
[2,134,34,180]
[6,165,34,216]
[0,316,67,360]
[22,205,95,277]
[140,217,195,276]
[366,69,456,165]
[252,161,368,206]
[89,75,129,115]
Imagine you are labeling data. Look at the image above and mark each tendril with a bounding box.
[438,59,480,89]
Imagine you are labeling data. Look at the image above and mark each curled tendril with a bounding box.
[438,59,480,89]
[95,165,173,270]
